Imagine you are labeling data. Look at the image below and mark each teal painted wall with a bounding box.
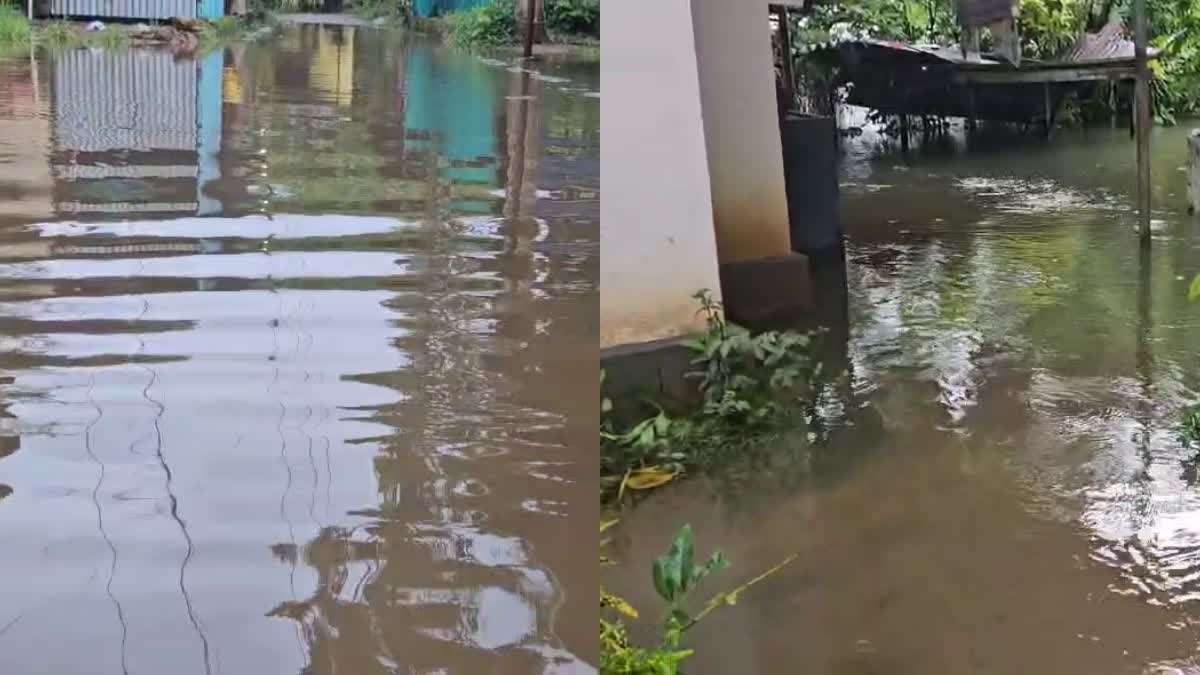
[403,47,502,213]
[413,0,491,19]
[199,0,224,20]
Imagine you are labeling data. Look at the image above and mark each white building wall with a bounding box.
[691,0,794,263]
[600,0,724,348]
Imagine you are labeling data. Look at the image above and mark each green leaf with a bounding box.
[653,412,672,436]
[676,525,694,593]
[706,551,730,575]
[652,557,671,601]
[1188,273,1200,302]
[654,525,695,603]
[637,424,656,448]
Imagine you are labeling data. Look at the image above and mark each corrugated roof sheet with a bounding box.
[845,25,1155,68]
[1065,22,1135,62]
[850,38,1001,65]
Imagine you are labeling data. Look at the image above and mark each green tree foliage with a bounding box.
[796,0,1200,124]
[545,0,598,36]
[1135,0,1200,122]
[446,0,516,49]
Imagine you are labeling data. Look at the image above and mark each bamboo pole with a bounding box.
[1134,0,1151,243]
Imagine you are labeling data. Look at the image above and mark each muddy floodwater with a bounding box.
[0,25,597,674]
[604,123,1200,674]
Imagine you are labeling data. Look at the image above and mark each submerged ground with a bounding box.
[0,25,598,674]
[605,121,1200,674]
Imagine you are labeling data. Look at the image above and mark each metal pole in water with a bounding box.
[1134,0,1151,243]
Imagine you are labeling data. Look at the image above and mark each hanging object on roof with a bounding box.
[956,0,1016,27]
[957,0,1020,65]
[990,15,1021,65]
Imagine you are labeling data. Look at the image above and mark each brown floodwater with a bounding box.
[0,25,597,674]
[604,122,1200,674]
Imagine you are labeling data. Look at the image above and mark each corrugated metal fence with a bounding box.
[48,0,222,21]
[53,49,198,152]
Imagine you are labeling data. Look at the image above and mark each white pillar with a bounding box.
[600,0,723,348]
[691,0,794,263]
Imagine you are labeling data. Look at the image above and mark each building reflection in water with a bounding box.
[50,49,224,218]
[0,31,596,673]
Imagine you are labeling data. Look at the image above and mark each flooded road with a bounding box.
[0,25,597,674]
[604,123,1200,673]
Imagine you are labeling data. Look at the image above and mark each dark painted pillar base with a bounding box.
[718,253,814,327]
[781,115,843,256]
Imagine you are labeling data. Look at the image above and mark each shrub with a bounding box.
[201,15,244,41]
[39,20,78,47]
[0,5,32,49]
[446,0,515,49]
[545,0,596,36]
[87,26,129,49]
[355,0,411,21]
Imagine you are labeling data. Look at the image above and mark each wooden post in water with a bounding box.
[776,7,795,108]
[966,87,977,132]
[1042,81,1053,139]
[523,0,536,58]
[1188,129,1200,215]
[1134,0,1151,243]
[1109,82,1117,129]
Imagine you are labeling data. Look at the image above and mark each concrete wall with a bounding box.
[691,0,793,263]
[600,0,723,349]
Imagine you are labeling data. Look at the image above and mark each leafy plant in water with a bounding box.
[601,370,689,497]
[446,0,516,50]
[652,524,728,628]
[601,291,819,501]
[600,523,797,675]
[1179,406,1200,446]
[685,289,818,426]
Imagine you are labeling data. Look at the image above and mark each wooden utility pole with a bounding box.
[523,0,536,58]
[1134,0,1151,243]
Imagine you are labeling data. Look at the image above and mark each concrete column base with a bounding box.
[601,337,700,423]
[718,253,814,326]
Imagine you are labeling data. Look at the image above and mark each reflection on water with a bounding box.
[606,123,1200,673]
[0,25,597,674]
